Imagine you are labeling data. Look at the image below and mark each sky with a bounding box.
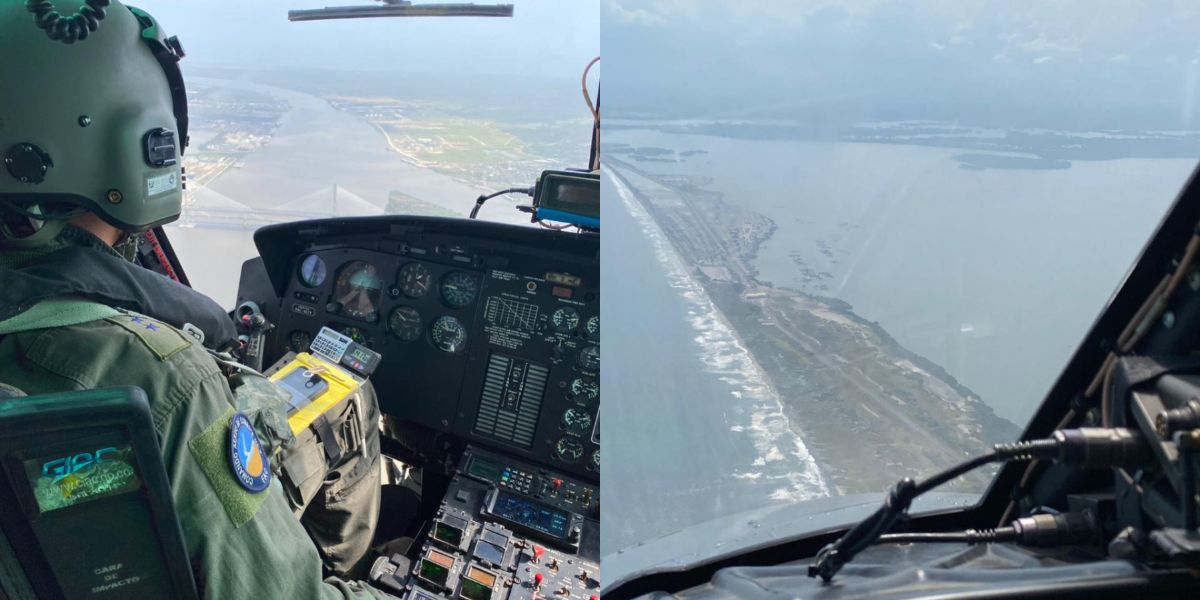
[602,0,1200,130]
[131,0,597,84]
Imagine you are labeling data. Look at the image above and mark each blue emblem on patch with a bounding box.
[229,412,271,493]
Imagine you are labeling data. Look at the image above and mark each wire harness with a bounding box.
[808,428,1148,581]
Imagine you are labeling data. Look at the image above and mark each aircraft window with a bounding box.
[134,0,598,307]
[602,0,1200,575]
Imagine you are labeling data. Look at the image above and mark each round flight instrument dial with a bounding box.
[562,408,593,432]
[577,345,599,371]
[570,378,599,401]
[554,437,584,463]
[551,307,580,334]
[591,449,600,470]
[288,330,312,353]
[333,261,383,322]
[298,254,327,288]
[430,315,467,353]
[585,315,599,341]
[440,271,478,308]
[397,262,432,298]
[388,306,422,342]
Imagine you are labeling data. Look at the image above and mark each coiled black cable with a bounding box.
[468,187,534,220]
[26,0,111,44]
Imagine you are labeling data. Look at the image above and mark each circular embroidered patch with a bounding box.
[229,412,271,493]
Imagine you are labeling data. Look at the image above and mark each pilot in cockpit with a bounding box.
[0,2,394,598]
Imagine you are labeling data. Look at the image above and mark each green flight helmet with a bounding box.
[0,0,188,236]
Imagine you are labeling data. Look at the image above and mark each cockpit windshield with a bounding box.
[132,0,597,306]
[602,0,1200,571]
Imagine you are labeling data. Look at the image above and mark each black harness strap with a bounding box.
[312,415,344,466]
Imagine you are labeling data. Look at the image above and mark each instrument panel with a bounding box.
[251,217,600,481]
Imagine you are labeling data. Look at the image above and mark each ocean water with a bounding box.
[600,168,828,556]
[606,128,1196,425]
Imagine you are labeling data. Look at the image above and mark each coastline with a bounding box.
[607,156,1021,494]
[605,166,832,502]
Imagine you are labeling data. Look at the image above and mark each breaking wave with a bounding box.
[607,168,830,502]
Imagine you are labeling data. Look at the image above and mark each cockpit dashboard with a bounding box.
[246,216,600,483]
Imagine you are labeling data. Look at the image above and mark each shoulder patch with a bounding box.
[229,412,272,493]
[105,313,191,361]
[188,409,270,527]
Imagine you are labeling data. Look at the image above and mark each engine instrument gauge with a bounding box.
[388,306,422,342]
[298,254,327,288]
[570,378,598,401]
[551,307,580,334]
[577,345,599,371]
[591,449,600,470]
[333,261,383,322]
[440,271,478,308]
[562,408,593,432]
[430,315,467,353]
[585,315,599,341]
[397,262,432,298]
[554,437,584,463]
[288,330,313,353]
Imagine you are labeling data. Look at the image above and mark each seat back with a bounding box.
[0,387,197,599]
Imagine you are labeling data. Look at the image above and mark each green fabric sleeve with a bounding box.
[161,347,403,600]
[0,318,400,599]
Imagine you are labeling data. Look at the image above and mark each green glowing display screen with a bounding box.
[419,559,450,587]
[467,457,501,482]
[23,445,141,515]
[434,521,463,546]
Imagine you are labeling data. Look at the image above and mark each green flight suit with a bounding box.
[0,229,398,599]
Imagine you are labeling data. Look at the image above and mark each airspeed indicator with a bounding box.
[397,262,432,298]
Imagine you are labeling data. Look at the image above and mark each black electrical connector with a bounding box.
[877,511,1096,547]
[808,428,1150,582]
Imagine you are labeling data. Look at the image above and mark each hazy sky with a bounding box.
[133,0,597,81]
[603,0,1200,129]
